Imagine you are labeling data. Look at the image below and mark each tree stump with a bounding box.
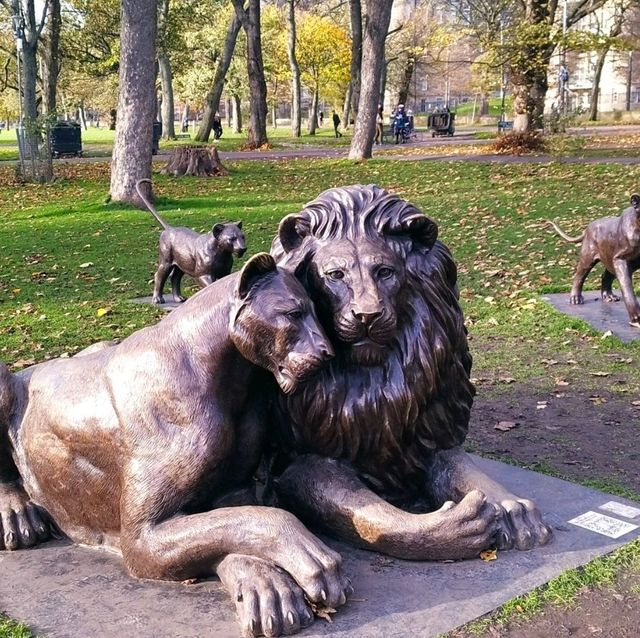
[160,145,228,177]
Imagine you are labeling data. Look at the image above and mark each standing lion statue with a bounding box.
[270,184,552,559]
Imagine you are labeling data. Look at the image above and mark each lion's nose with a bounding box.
[352,309,382,326]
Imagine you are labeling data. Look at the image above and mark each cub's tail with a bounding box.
[545,220,585,243]
[135,179,170,230]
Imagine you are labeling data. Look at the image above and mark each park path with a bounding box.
[2,124,640,166]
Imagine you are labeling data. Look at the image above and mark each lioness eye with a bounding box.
[327,270,345,281]
[286,309,303,320]
[377,266,394,279]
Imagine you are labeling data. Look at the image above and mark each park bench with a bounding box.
[498,120,514,132]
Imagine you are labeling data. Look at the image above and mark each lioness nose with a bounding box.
[352,309,382,326]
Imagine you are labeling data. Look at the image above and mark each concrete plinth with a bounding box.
[542,291,640,342]
[1,457,639,638]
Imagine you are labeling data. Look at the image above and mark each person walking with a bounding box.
[375,104,384,144]
[332,110,342,138]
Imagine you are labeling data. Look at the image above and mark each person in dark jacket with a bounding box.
[332,111,342,138]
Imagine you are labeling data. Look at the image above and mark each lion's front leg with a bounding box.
[428,447,553,551]
[276,454,498,561]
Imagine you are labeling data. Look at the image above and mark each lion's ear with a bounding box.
[236,252,277,299]
[213,223,225,238]
[278,214,311,252]
[385,213,438,249]
[631,194,640,210]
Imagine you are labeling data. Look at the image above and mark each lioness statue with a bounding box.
[136,179,247,304]
[0,253,350,638]
[270,184,552,560]
[547,194,640,328]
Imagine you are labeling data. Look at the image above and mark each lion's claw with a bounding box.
[0,482,51,551]
[492,498,552,551]
[218,554,316,637]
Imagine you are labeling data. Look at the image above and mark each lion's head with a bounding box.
[271,185,474,501]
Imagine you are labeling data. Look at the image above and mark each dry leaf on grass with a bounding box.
[480,549,498,562]
[494,421,518,431]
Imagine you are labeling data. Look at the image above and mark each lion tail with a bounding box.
[545,220,585,243]
[135,179,170,230]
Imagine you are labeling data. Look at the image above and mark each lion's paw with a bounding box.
[569,294,584,305]
[0,482,51,551]
[217,555,314,637]
[601,292,620,303]
[492,498,553,551]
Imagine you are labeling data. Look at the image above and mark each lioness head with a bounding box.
[213,221,246,258]
[230,253,333,393]
[273,185,438,366]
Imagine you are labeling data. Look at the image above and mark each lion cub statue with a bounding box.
[136,179,247,304]
[0,253,350,638]
[548,194,640,328]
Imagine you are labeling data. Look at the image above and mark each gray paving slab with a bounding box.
[1,456,639,638]
[542,290,640,342]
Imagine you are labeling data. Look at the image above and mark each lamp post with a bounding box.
[560,0,568,116]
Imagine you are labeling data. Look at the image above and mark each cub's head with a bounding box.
[230,253,333,393]
[213,221,247,258]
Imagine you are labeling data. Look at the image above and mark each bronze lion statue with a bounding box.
[270,184,552,560]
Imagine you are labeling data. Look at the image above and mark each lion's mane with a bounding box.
[271,185,475,503]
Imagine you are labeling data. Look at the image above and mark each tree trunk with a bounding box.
[195,12,241,142]
[271,103,277,129]
[512,80,531,133]
[181,102,189,132]
[78,103,88,130]
[308,87,318,135]
[158,54,176,139]
[232,94,242,133]
[588,47,608,121]
[231,0,268,148]
[626,52,633,112]
[379,59,388,107]
[41,0,61,115]
[110,0,158,207]
[225,97,232,128]
[397,55,415,107]
[160,145,228,177]
[480,93,489,116]
[348,0,394,161]
[342,82,352,130]
[349,0,363,119]
[21,42,38,122]
[287,0,302,138]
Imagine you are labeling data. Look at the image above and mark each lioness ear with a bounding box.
[278,214,311,252]
[236,220,243,229]
[631,194,640,210]
[213,223,225,238]
[237,252,277,299]
[385,213,438,249]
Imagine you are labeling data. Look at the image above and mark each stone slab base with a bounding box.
[542,291,640,342]
[1,457,639,638]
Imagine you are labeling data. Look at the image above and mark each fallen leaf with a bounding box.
[590,371,610,377]
[480,549,497,561]
[79,262,94,268]
[555,378,569,386]
[499,377,516,384]
[96,307,111,317]
[494,421,518,431]
[601,330,613,339]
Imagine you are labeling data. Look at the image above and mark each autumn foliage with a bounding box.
[492,131,547,155]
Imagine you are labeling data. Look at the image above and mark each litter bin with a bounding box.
[152,121,162,155]
[50,121,82,158]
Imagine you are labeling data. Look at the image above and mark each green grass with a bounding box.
[0,123,351,161]
[2,156,640,637]
[0,615,33,638]
[457,538,640,635]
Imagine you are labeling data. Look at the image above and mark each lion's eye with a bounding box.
[377,267,394,279]
[286,309,304,320]
[326,270,345,281]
